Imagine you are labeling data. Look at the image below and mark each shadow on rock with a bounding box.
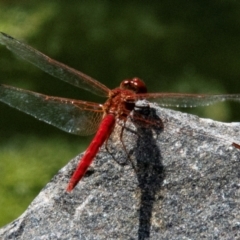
[133,104,166,240]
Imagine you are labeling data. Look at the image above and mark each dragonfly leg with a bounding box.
[104,134,128,166]
[119,121,138,172]
[104,121,137,172]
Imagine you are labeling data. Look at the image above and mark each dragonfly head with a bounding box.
[120,77,147,94]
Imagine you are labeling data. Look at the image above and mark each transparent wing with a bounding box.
[0,32,110,97]
[0,84,104,135]
[137,92,240,107]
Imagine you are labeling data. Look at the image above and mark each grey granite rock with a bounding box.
[0,102,240,240]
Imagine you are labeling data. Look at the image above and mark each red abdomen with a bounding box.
[66,114,115,192]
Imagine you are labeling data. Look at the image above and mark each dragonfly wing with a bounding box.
[0,84,103,135]
[0,32,110,97]
[138,93,240,108]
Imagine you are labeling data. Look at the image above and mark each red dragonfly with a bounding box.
[0,32,240,192]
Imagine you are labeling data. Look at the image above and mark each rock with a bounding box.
[0,102,240,239]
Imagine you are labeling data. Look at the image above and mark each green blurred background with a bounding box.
[1,1,240,227]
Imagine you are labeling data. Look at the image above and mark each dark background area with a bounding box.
[0,0,240,226]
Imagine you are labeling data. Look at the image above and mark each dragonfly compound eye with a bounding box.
[120,77,147,94]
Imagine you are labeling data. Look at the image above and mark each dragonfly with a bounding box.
[0,32,240,192]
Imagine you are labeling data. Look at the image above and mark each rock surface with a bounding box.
[0,102,240,240]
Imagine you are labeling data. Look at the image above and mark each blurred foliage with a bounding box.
[0,0,240,226]
[0,135,84,227]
